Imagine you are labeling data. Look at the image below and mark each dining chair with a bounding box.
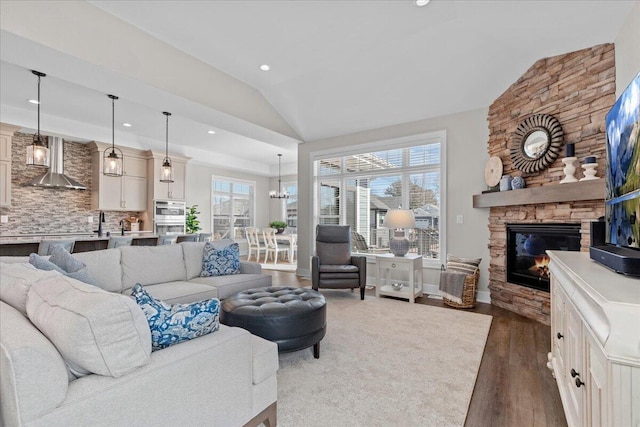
[263,228,289,264]
[245,227,265,262]
[198,233,213,242]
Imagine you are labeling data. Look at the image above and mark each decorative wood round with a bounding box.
[510,114,563,174]
[484,156,503,187]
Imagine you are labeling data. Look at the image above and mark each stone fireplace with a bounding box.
[481,43,613,325]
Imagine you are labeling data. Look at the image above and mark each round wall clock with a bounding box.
[484,156,503,187]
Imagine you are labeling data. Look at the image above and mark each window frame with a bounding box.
[211,175,257,241]
[310,131,447,269]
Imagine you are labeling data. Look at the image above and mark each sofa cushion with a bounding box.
[26,275,151,378]
[0,262,60,315]
[49,246,98,285]
[0,301,69,425]
[72,248,123,293]
[38,239,74,256]
[120,245,187,291]
[131,283,220,351]
[190,274,272,300]
[29,253,97,286]
[182,241,207,280]
[126,281,220,305]
[201,242,240,277]
[251,335,279,385]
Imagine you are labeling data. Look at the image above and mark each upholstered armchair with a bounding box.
[312,225,367,300]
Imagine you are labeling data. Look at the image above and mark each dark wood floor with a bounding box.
[262,269,568,427]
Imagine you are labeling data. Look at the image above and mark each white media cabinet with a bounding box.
[547,251,640,427]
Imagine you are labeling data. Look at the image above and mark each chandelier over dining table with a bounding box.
[269,153,289,199]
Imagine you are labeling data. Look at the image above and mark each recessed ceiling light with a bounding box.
[28,99,39,104]
[122,123,132,127]
[207,130,216,134]
[415,0,430,6]
[260,64,271,71]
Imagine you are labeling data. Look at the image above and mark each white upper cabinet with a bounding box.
[147,151,189,201]
[88,142,148,211]
[0,124,20,207]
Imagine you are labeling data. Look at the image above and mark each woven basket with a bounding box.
[443,268,479,309]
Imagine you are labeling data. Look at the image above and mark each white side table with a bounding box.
[375,254,423,303]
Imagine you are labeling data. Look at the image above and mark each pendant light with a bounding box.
[160,111,174,183]
[269,154,289,199]
[26,70,49,166]
[103,94,124,176]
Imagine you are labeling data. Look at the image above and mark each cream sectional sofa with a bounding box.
[0,240,278,427]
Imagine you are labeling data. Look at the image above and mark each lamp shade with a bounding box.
[382,209,416,229]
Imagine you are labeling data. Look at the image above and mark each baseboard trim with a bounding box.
[302,273,492,304]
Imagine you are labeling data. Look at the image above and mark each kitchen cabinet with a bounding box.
[147,151,189,201]
[0,124,20,207]
[548,251,640,427]
[88,142,147,211]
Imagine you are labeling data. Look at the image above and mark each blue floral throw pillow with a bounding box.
[201,242,240,277]
[130,284,220,351]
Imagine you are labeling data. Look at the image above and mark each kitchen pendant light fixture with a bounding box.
[269,154,289,199]
[26,70,49,167]
[103,94,124,176]
[160,111,174,183]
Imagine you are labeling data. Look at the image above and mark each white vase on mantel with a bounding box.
[580,163,599,181]
[560,157,578,184]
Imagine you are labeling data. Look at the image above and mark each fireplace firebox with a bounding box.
[506,223,581,292]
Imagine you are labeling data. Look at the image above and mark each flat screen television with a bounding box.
[590,71,640,275]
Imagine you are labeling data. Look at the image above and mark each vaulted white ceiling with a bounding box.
[0,0,636,175]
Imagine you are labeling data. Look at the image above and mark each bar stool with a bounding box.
[176,235,199,243]
[107,236,133,249]
[158,235,178,245]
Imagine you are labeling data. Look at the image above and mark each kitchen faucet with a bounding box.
[95,211,105,237]
[119,220,125,236]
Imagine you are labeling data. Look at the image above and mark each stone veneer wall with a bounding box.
[0,132,141,236]
[486,44,614,325]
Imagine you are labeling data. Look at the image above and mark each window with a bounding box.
[211,177,255,240]
[312,132,445,267]
[284,182,298,228]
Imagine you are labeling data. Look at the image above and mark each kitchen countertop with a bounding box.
[0,232,158,244]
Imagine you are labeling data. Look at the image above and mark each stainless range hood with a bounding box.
[26,137,87,190]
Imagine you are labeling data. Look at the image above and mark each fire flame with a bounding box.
[528,254,550,278]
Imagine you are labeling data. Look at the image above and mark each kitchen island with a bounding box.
[0,233,160,256]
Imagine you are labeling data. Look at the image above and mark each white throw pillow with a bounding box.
[26,274,152,378]
[0,262,60,316]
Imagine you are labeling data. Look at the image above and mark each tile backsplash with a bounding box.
[0,132,143,236]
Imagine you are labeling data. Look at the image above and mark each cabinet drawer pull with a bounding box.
[570,368,579,378]
[391,263,396,268]
[556,332,563,339]
[575,378,585,388]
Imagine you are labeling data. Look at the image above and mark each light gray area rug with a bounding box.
[276,290,492,427]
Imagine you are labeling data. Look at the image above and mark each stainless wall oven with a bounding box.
[154,200,186,235]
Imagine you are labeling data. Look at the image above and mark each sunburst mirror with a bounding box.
[510,114,564,174]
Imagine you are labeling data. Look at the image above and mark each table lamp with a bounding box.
[382,209,416,257]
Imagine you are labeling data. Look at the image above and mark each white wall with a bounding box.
[614,0,640,95]
[185,163,272,234]
[297,107,491,298]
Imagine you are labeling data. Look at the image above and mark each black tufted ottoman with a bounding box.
[220,287,326,359]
